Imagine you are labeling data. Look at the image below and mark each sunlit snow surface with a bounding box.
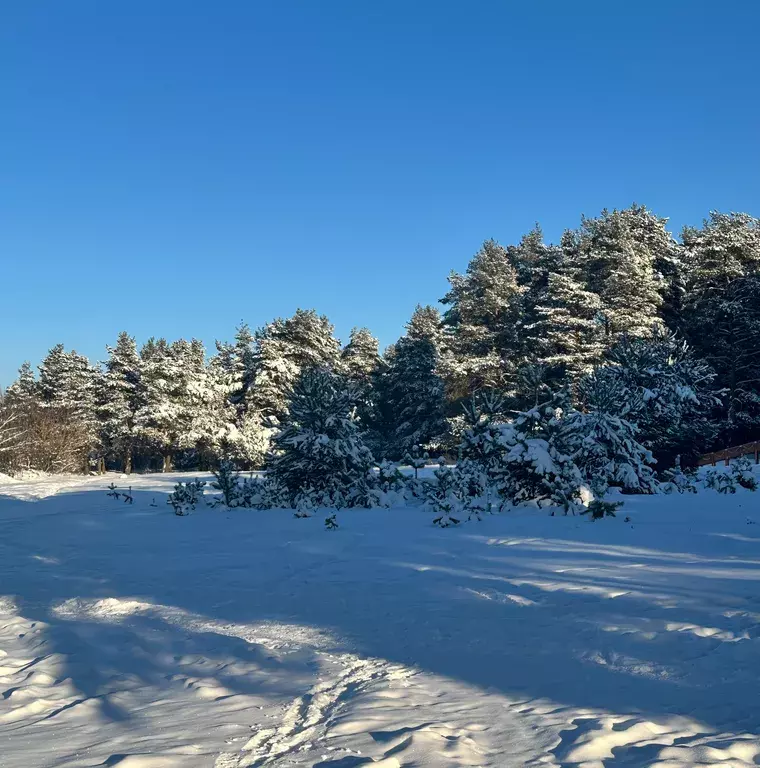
[1,470,759,767]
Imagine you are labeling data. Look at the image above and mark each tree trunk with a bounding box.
[125,451,132,475]
[163,453,172,473]
[99,457,106,474]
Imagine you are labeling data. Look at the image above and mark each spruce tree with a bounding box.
[571,371,658,494]
[342,327,381,384]
[524,269,605,381]
[100,332,143,473]
[250,309,342,421]
[4,361,38,410]
[208,324,270,467]
[266,367,375,506]
[441,240,524,398]
[380,305,448,458]
[37,344,101,468]
[574,206,667,342]
[600,330,720,465]
[1,362,40,472]
[136,338,194,471]
[342,327,383,447]
[682,212,760,442]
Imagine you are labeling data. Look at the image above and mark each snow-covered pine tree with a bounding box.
[427,459,462,527]
[0,400,21,472]
[38,345,101,426]
[37,344,102,470]
[613,205,685,332]
[441,240,524,399]
[134,338,171,469]
[507,225,564,289]
[458,390,511,497]
[574,206,666,342]
[660,455,698,494]
[0,364,35,473]
[601,330,721,465]
[36,344,69,404]
[214,323,257,411]
[682,212,760,443]
[341,327,383,447]
[266,367,375,507]
[4,361,38,409]
[170,338,218,467]
[208,325,271,468]
[509,227,572,372]
[513,363,554,411]
[249,309,342,422]
[523,268,605,381]
[99,332,144,473]
[379,305,448,459]
[502,390,586,514]
[185,341,230,466]
[682,211,760,289]
[573,369,658,494]
[342,327,381,384]
[136,337,199,471]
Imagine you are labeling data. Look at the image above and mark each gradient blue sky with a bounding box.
[2,1,760,386]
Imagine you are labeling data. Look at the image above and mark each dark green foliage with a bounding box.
[168,479,207,515]
[583,498,623,520]
[730,457,758,491]
[267,367,375,506]
[428,459,462,527]
[379,306,448,458]
[211,459,241,507]
[592,330,721,465]
[5,204,760,487]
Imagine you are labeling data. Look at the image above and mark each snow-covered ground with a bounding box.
[1,472,759,767]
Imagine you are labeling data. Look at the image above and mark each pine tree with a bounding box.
[380,306,448,458]
[3,361,41,429]
[427,459,462,527]
[215,323,257,410]
[266,368,375,505]
[0,363,38,472]
[100,332,144,473]
[441,240,524,397]
[524,269,605,380]
[38,345,100,424]
[249,309,342,421]
[574,206,667,342]
[136,338,199,471]
[342,327,381,384]
[4,361,38,410]
[458,390,512,497]
[208,324,270,467]
[225,410,272,468]
[502,391,586,514]
[342,327,383,443]
[573,370,658,494]
[37,344,101,469]
[617,205,684,332]
[599,330,720,465]
[682,212,760,442]
[507,225,564,288]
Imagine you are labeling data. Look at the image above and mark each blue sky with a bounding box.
[2,1,759,386]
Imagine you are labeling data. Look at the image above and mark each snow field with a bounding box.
[0,472,759,767]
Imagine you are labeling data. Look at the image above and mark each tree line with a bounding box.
[1,204,759,477]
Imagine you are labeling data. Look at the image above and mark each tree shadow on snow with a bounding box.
[1,486,759,743]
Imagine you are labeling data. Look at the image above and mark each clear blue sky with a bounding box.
[2,1,759,386]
